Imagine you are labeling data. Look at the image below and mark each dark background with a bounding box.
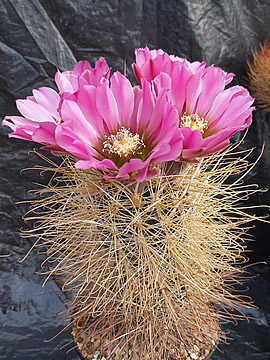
[0,1,270,359]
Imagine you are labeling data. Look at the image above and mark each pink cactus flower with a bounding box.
[2,58,110,153]
[152,62,255,159]
[55,72,183,181]
[133,47,254,160]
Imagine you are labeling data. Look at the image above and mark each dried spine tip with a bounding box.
[180,113,208,133]
[247,42,270,112]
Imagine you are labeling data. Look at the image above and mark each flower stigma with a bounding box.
[180,113,208,134]
[103,127,145,159]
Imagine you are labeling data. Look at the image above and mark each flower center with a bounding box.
[103,127,145,158]
[180,113,208,134]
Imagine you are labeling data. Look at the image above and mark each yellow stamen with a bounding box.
[103,127,145,158]
[180,113,208,134]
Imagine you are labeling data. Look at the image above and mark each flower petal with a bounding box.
[195,67,226,117]
[171,61,193,112]
[73,85,106,137]
[185,67,204,114]
[72,60,92,76]
[137,80,155,133]
[32,87,60,118]
[129,86,142,134]
[180,127,204,159]
[55,70,78,93]
[110,72,134,128]
[55,125,93,160]
[151,130,183,163]
[209,88,254,132]
[16,98,56,122]
[96,78,119,134]
[117,158,147,178]
[31,122,57,145]
[75,158,118,171]
[59,98,98,146]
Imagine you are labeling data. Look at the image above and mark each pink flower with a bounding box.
[3,58,110,153]
[55,72,183,181]
[153,61,255,159]
[133,47,254,160]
